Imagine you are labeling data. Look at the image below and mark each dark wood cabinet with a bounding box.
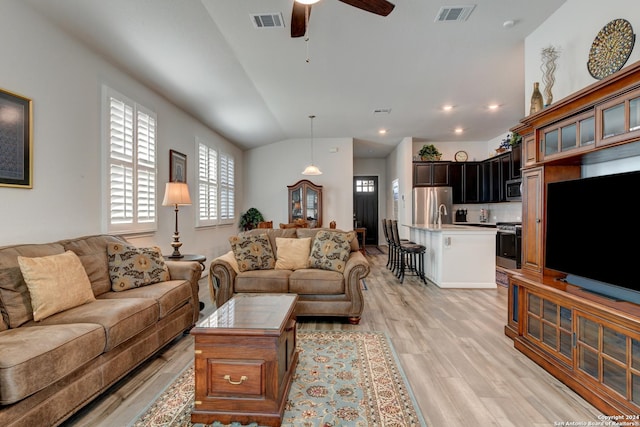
[450,162,481,204]
[288,180,322,228]
[413,161,450,186]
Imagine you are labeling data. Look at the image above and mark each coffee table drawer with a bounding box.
[208,359,264,397]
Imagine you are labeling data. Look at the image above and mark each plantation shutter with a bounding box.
[197,141,218,226]
[220,153,235,222]
[105,87,157,233]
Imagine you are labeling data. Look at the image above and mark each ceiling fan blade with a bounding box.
[291,2,310,38]
[338,0,395,16]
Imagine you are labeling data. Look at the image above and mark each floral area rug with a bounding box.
[131,331,426,427]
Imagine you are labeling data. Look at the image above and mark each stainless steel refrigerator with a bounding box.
[412,187,453,225]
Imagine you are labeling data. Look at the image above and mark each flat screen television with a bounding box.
[546,170,640,300]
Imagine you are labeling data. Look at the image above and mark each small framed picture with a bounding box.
[169,149,187,183]
[0,88,33,188]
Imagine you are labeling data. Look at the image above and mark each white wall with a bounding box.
[244,137,354,231]
[524,0,640,112]
[0,1,240,262]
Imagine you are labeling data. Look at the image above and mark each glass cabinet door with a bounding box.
[287,179,323,227]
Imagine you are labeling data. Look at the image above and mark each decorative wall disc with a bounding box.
[587,19,635,80]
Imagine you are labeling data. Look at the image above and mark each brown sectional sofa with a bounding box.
[0,234,201,427]
[209,228,370,324]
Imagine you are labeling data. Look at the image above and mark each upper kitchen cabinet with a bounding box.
[450,162,481,204]
[413,161,450,186]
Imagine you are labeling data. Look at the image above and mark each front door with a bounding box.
[353,176,378,247]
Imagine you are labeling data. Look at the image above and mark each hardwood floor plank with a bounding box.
[63,248,604,427]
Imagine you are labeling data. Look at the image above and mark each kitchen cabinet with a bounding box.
[510,144,522,179]
[287,179,322,227]
[449,162,480,204]
[413,161,450,186]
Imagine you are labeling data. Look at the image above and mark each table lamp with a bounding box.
[162,182,192,258]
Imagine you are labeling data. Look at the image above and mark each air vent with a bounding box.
[373,108,392,114]
[250,13,285,29]
[435,5,476,22]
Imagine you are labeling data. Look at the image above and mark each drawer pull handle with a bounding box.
[224,374,248,385]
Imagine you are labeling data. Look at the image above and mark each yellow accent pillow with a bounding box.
[17,251,96,321]
[275,237,311,270]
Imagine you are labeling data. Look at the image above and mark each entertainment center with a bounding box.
[506,59,640,415]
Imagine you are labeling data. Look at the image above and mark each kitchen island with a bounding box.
[405,224,497,289]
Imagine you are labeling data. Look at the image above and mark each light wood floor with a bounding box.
[64,248,603,427]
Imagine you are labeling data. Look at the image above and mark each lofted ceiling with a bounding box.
[24,0,566,158]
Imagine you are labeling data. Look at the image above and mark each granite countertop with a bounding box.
[453,221,497,227]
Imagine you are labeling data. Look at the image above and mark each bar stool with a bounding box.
[390,220,426,284]
[381,219,393,269]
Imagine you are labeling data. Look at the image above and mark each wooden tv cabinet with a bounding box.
[506,59,640,415]
[190,294,298,426]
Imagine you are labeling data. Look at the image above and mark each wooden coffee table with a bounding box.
[190,293,298,426]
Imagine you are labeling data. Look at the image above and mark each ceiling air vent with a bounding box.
[250,13,285,29]
[434,5,476,23]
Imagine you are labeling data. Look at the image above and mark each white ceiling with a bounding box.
[24,0,566,158]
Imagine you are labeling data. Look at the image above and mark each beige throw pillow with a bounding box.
[308,231,352,272]
[17,250,96,321]
[275,237,311,270]
[107,243,170,291]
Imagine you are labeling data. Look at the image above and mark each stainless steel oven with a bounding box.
[496,222,521,269]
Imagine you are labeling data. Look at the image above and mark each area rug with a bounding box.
[131,331,426,427]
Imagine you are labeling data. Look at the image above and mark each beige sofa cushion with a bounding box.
[98,279,192,319]
[0,323,105,405]
[289,269,345,295]
[18,251,96,321]
[0,243,65,328]
[235,269,291,293]
[275,237,311,270]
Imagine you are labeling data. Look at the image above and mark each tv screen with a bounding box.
[546,170,640,293]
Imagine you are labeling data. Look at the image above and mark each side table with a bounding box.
[164,254,207,311]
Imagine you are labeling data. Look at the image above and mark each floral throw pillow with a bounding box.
[308,231,352,272]
[229,233,276,272]
[107,243,170,291]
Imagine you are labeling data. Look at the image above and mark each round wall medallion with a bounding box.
[587,19,635,80]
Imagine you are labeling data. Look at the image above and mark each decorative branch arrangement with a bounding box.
[541,45,560,106]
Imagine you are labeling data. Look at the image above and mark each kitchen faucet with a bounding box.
[437,203,448,228]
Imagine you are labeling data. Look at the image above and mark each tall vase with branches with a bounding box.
[541,45,560,107]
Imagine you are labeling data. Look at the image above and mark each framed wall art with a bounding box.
[169,149,187,183]
[0,88,32,188]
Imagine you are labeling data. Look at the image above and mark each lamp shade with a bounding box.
[302,164,322,175]
[162,182,192,206]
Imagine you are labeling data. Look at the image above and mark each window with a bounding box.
[197,139,235,227]
[355,179,375,192]
[103,86,157,233]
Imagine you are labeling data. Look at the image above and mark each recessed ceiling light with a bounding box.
[443,105,454,111]
[454,127,464,134]
[378,129,387,135]
[488,104,499,110]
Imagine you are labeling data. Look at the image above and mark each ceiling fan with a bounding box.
[291,0,395,38]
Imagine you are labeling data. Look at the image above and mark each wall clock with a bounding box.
[587,19,635,80]
[454,150,468,162]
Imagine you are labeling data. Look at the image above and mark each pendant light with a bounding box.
[302,115,322,175]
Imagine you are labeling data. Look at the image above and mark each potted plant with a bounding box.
[497,132,522,153]
[418,144,442,161]
[238,207,264,230]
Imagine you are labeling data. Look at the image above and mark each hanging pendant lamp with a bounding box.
[302,115,322,175]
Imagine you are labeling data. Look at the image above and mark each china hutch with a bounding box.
[287,180,322,228]
[506,60,640,416]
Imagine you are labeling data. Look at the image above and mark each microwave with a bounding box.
[505,179,522,201]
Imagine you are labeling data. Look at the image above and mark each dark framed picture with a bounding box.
[0,88,32,188]
[169,149,187,183]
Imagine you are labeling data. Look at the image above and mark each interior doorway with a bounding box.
[353,176,378,247]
